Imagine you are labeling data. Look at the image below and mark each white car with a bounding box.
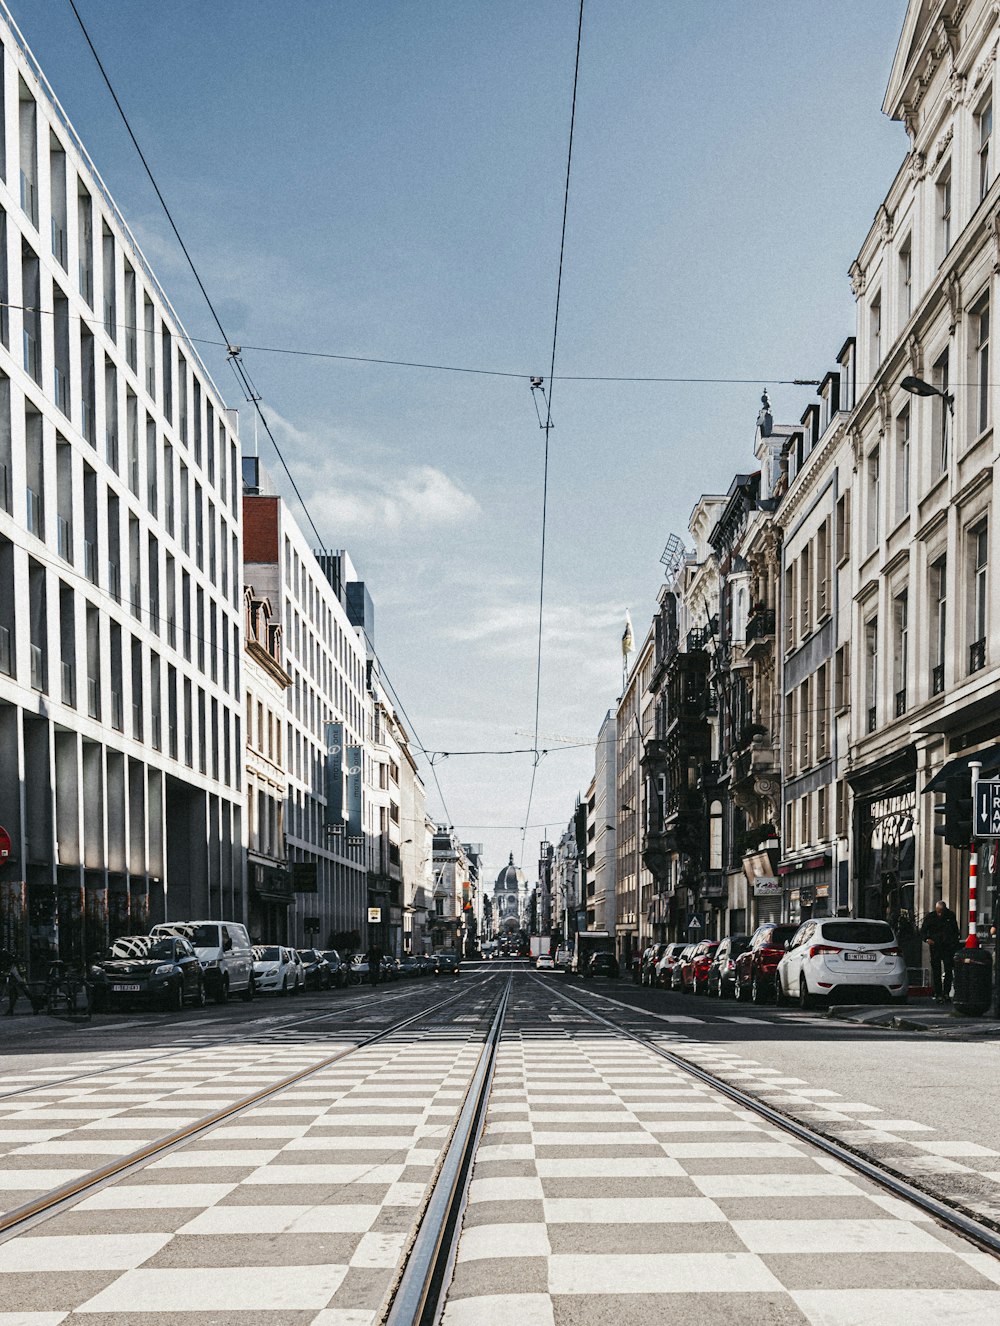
[536,953,555,971]
[252,945,302,996]
[775,918,906,1009]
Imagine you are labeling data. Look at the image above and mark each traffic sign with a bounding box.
[368,907,382,924]
[687,916,703,932]
[973,778,1000,838]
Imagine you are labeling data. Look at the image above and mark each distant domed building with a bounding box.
[494,853,524,933]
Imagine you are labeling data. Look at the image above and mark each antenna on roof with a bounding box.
[660,533,685,577]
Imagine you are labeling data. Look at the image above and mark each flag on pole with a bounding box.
[622,610,634,658]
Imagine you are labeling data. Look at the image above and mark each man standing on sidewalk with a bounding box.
[920,900,960,1003]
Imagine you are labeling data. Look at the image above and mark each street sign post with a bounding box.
[973,777,1000,838]
[367,907,382,924]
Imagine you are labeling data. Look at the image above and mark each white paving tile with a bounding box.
[77,1182,238,1209]
[442,1294,555,1326]
[733,1218,946,1254]
[0,1233,171,1272]
[543,1196,725,1223]
[790,1289,1000,1326]
[457,1223,551,1262]
[468,1176,544,1202]
[690,1172,865,1198]
[77,1264,348,1312]
[548,1252,782,1294]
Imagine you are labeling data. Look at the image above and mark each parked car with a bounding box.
[151,919,254,1004]
[733,923,799,1003]
[554,946,572,969]
[381,955,401,982]
[252,945,302,996]
[687,941,720,994]
[775,918,907,1009]
[654,942,688,988]
[706,935,750,998]
[298,949,332,991]
[90,934,205,1012]
[536,953,555,971]
[640,943,668,987]
[415,955,437,976]
[585,951,620,980]
[400,954,424,978]
[435,952,460,976]
[319,949,350,988]
[349,953,369,983]
[671,944,698,992]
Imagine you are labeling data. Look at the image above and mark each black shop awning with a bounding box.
[924,744,1000,793]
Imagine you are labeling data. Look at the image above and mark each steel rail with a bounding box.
[0,981,433,1103]
[0,975,500,1243]
[385,977,511,1326]
[544,977,1000,1258]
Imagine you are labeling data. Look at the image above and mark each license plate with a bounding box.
[112,984,142,992]
[844,952,876,962]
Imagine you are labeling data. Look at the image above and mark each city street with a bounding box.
[2,966,999,1323]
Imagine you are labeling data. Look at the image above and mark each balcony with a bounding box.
[932,663,945,695]
[745,607,776,650]
[895,688,907,718]
[969,638,986,675]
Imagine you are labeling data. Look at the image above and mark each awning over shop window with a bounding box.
[778,854,831,876]
[924,744,1000,793]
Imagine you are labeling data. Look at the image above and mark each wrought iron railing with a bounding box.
[969,638,986,674]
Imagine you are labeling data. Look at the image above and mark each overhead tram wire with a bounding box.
[520,0,585,867]
[67,0,460,826]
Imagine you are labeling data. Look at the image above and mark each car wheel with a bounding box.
[751,975,766,1005]
[193,978,206,1009]
[774,972,788,1007]
[799,977,819,1011]
[213,976,229,1006]
[241,977,255,1002]
[164,980,183,1013]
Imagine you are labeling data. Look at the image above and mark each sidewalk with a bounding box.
[828,996,1000,1037]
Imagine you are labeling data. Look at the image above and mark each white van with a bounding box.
[151,920,255,1003]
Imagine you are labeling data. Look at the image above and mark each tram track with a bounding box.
[0,979,463,1104]
[0,973,501,1242]
[544,976,1000,1260]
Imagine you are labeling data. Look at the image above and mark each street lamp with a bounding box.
[901,375,954,412]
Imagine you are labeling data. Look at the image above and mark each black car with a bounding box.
[319,949,349,988]
[585,952,620,980]
[706,934,751,998]
[90,935,205,1012]
[434,952,460,976]
[400,955,424,978]
[298,949,332,991]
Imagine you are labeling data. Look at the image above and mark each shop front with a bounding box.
[743,843,782,928]
[248,859,293,944]
[777,854,833,924]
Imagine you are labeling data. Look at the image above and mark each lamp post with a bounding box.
[900,375,954,412]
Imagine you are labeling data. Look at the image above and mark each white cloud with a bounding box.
[258,409,480,537]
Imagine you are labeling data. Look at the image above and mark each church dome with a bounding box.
[495,852,519,891]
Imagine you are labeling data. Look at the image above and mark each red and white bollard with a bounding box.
[967,840,979,949]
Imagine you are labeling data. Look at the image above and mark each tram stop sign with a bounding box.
[973,779,1000,838]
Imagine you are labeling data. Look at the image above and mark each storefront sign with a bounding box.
[753,876,782,897]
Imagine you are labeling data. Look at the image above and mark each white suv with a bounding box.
[775,918,907,1009]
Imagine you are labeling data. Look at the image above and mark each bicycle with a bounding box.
[44,960,92,1021]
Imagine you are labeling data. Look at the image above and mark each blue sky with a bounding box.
[14,0,910,879]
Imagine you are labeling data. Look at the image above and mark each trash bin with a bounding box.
[951,946,992,1016]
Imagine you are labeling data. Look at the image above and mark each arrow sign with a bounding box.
[973,778,1000,838]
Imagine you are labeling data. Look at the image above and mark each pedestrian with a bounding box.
[1,948,32,1016]
[366,944,381,988]
[919,900,960,1003]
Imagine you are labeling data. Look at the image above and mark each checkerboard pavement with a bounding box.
[440,985,1000,1326]
[0,987,499,1323]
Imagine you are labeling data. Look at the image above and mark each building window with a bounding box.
[972,295,990,437]
[931,555,947,695]
[78,185,94,306]
[937,165,952,260]
[968,522,988,674]
[816,662,828,758]
[18,79,38,227]
[834,643,850,712]
[49,134,67,267]
[895,408,910,521]
[865,616,878,733]
[933,349,949,474]
[899,237,912,321]
[708,800,723,871]
[836,489,851,565]
[816,519,830,620]
[893,589,908,716]
[978,97,993,202]
[21,242,40,384]
[799,546,811,637]
[866,446,880,550]
[869,292,882,374]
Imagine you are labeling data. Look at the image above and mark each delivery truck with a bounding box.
[571,930,616,976]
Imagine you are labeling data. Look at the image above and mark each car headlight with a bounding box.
[154,964,175,976]
[201,959,218,969]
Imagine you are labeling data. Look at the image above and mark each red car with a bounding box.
[733,923,798,1003]
[688,941,719,994]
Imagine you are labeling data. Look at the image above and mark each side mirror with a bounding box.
[784,940,791,951]
[223,936,233,952]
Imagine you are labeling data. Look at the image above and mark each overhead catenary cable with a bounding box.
[520,0,585,868]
